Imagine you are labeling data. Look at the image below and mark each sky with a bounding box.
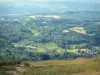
[0,0,99,14]
[0,0,100,7]
[0,0,99,9]
[0,0,100,3]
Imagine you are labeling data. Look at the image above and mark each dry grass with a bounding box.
[0,57,100,75]
[73,72,100,75]
[28,58,90,66]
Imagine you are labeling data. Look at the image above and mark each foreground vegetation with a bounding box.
[0,57,100,75]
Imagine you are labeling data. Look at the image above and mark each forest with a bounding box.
[0,11,100,60]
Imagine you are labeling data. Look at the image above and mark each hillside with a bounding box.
[0,0,100,61]
[0,57,100,75]
[0,12,100,60]
[0,1,100,75]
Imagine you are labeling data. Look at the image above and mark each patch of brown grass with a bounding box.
[0,57,100,75]
[73,72,100,75]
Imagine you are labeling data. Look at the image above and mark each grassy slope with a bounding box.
[12,40,88,54]
[25,57,100,75]
[0,57,100,75]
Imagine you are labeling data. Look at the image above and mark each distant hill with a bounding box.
[0,1,99,14]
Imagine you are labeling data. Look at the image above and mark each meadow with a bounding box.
[0,57,100,75]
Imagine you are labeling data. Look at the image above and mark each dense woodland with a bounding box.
[0,11,100,61]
